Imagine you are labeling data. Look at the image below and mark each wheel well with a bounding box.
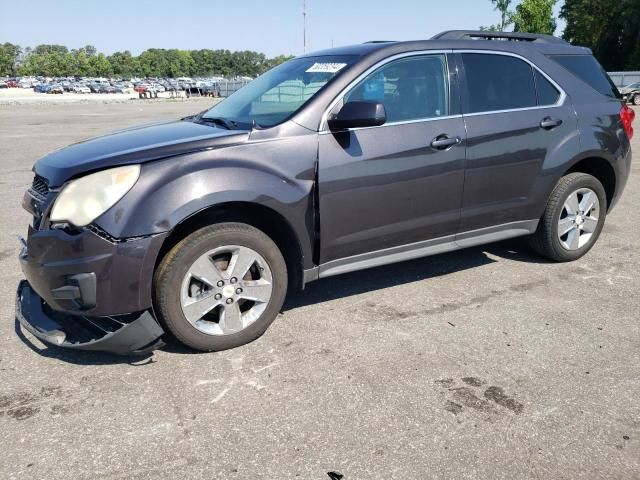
[155,202,304,291]
[567,157,616,210]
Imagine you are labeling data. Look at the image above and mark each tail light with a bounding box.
[620,104,635,140]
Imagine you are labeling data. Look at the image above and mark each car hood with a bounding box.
[619,87,637,94]
[34,120,249,187]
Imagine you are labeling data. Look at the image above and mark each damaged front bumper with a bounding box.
[16,280,165,354]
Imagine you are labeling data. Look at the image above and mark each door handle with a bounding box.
[431,135,461,150]
[540,117,563,130]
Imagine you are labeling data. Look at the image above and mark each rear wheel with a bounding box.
[153,223,287,351]
[529,173,607,262]
[633,95,640,106]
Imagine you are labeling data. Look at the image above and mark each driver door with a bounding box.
[318,53,466,266]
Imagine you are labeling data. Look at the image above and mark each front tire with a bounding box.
[529,173,607,262]
[633,95,640,106]
[153,223,287,351]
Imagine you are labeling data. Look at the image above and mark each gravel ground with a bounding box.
[0,102,638,480]
[0,88,196,105]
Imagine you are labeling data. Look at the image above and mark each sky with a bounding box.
[0,0,567,57]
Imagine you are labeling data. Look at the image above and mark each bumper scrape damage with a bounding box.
[17,280,165,354]
[16,187,168,354]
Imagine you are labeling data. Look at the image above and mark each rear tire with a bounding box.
[153,223,287,352]
[529,173,607,262]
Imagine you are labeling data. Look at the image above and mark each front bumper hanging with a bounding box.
[16,280,165,355]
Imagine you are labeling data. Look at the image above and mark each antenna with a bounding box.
[303,0,307,53]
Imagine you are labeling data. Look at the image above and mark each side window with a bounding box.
[548,55,619,99]
[462,53,537,113]
[534,70,560,106]
[344,55,449,123]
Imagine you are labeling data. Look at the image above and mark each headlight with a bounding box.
[50,164,140,227]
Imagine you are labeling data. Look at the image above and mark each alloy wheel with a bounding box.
[179,245,273,335]
[557,187,600,251]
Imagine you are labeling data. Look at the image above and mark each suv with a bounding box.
[16,31,634,354]
[620,82,640,105]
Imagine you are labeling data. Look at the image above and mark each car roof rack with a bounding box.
[431,30,569,45]
[363,40,396,44]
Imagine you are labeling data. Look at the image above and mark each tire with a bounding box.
[633,95,640,106]
[153,223,288,352]
[529,172,607,262]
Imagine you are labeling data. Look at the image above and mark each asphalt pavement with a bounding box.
[0,100,638,480]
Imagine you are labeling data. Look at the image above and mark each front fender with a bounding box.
[94,146,317,265]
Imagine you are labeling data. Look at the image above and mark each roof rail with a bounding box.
[363,40,396,44]
[432,30,569,45]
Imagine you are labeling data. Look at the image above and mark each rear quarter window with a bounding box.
[549,55,620,99]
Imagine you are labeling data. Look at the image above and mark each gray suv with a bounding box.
[17,31,634,354]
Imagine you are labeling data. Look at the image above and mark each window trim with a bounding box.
[320,50,458,133]
[456,50,567,117]
[533,68,561,107]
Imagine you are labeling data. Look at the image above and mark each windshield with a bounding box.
[202,55,357,129]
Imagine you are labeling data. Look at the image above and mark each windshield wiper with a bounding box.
[198,117,237,130]
[181,109,208,121]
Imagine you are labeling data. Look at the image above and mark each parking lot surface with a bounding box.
[0,102,638,480]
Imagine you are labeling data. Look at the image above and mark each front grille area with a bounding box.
[30,175,49,198]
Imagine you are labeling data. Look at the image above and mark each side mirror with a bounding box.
[328,101,386,131]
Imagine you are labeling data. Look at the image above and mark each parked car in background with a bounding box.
[98,85,117,94]
[112,85,130,94]
[620,82,640,105]
[73,84,91,94]
[47,84,64,94]
[33,84,50,93]
[19,77,38,88]
[0,81,7,89]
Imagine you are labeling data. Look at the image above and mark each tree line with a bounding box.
[0,43,294,78]
[2,0,639,77]
[483,0,640,71]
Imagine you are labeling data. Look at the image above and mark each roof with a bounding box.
[300,31,590,59]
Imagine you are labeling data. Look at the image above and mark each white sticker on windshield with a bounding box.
[306,62,347,73]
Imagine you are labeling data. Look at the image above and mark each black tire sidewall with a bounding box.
[154,224,288,351]
[548,174,607,262]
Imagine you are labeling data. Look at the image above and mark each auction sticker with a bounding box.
[306,63,347,73]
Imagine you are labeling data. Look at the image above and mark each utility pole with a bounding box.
[303,0,307,53]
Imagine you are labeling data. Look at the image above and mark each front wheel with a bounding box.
[153,223,288,351]
[529,172,607,262]
[633,95,640,106]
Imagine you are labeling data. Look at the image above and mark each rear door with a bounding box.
[318,52,467,264]
[456,52,579,235]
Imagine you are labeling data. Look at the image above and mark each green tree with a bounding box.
[74,50,91,76]
[10,42,294,78]
[481,0,514,31]
[0,42,22,76]
[32,44,68,56]
[107,51,140,77]
[265,54,295,70]
[513,0,557,35]
[88,53,112,76]
[561,0,640,70]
